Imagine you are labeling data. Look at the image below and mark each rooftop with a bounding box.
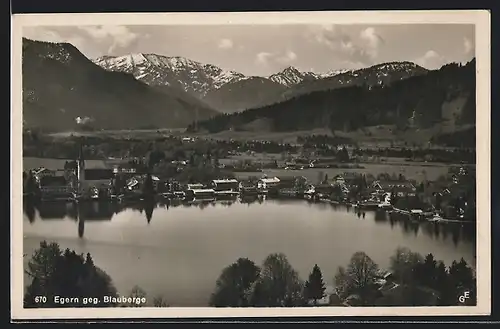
[212,179,239,183]
[84,169,114,181]
[39,176,67,187]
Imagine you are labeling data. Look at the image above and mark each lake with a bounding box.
[23,197,476,307]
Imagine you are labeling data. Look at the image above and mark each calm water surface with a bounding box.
[23,197,475,306]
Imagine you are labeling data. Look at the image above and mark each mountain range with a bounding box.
[21,37,475,138]
[93,54,429,113]
[189,59,476,143]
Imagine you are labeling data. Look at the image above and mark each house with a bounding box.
[125,174,160,191]
[313,183,334,195]
[257,177,280,191]
[187,183,205,190]
[372,180,416,197]
[112,163,137,175]
[126,177,140,191]
[239,180,258,194]
[38,176,74,200]
[75,144,114,194]
[32,167,56,182]
[80,168,115,191]
[210,179,240,192]
[329,174,357,194]
[376,284,440,306]
[277,176,308,190]
[185,188,216,199]
[333,174,346,185]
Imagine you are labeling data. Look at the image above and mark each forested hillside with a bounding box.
[190,59,475,139]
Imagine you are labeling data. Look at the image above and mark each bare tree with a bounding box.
[334,251,380,305]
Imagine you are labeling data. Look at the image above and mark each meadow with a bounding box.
[23,157,110,171]
[233,164,450,184]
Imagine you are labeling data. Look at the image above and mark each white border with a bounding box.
[11,10,491,320]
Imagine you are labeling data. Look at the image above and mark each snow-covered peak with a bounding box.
[92,53,248,96]
[268,66,318,87]
[319,69,352,78]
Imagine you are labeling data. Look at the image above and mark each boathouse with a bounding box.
[210,179,240,192]
[257,176,280,192]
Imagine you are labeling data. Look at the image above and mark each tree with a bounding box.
[390,187,398,206]
[250,253,305,307]
[334,251,380,305]
[144,200,155,224]
[24,241,118,308]
[317,171,324,184]
[210,258,261,307]
[128,285,147,307]
[448,258,476,305]
[148,150,165,169]
[414,253,438,288]
[24,171,39,195]
[153,295,169,307]
[434,261,455,305]
[113,174,127,195]
[142,173,155,197]
[331,184,344,201]
[304,264,326,305]
[389,247,424,285]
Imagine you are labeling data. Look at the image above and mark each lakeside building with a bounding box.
[75,144,114,196]
[210,179,240,192]
[371,180,417,197]
[38,175,74,201]
[257,176,280,192]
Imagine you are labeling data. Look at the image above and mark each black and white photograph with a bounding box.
[11,10,490,319]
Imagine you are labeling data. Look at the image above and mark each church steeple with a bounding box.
[77,142,85,190]
[78,142,85,164]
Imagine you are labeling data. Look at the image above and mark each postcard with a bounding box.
[11,10,491,320]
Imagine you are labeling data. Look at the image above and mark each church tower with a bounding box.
[77,142,85,191]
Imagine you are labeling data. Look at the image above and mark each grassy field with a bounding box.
[24,155,459,183]
[48,128,186,140]
[233,164,451,184]
[46,124,474,149]
[23,157,110,171]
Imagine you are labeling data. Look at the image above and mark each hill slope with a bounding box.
[201,77,288,113]
[22,38,217,131]
[190,59,476,144]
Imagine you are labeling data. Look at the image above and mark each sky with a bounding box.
[23,24,475,76]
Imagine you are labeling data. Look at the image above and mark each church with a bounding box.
[74,144,115,196]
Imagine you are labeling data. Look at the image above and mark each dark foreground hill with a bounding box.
[22,38,217,131]
[190,59,476,146]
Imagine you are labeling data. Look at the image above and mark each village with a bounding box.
[22,137,476,224]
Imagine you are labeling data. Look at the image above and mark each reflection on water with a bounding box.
[23,196,476,246]
[22,195,476,307]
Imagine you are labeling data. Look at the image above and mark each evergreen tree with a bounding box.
[24,171,39,195]
[142,173,155,197]
[24,241,118,308]
[390,187,398,206]
[304,264,326,305]
[448,258,475,303]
